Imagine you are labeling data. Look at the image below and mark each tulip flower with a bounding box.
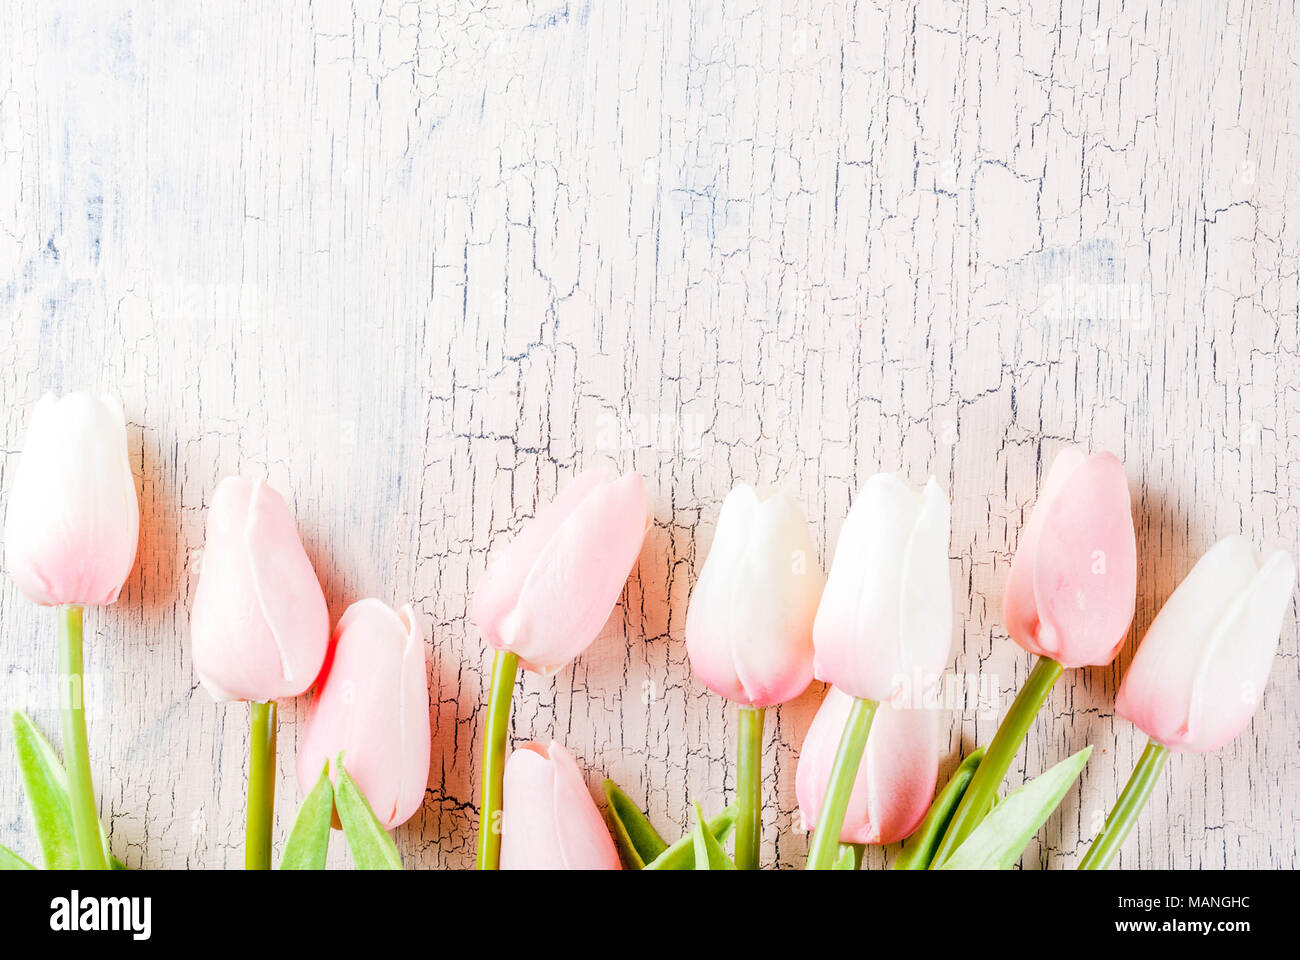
[3,392,139,870]
[4,393,139,607]
[189,476,329,868]
[931,446,1136,867]
[802,474,950,867]
[684,484,824,868]
[472,468,651,869]
[500,741,621,870]
[298,599,431,830]
[1080,537,1295,868]
[190,477,331,702]
[1003,447,1137,667]
[812,474,952,702]
[797,687,939,845]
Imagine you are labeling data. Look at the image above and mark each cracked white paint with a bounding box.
[0,0,1297,869]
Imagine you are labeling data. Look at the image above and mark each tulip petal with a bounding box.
[4,393,139,606]
[296,600,430,829]
[549,743,622,870]
[892,746,985,870]
[796,688,940,845]
[1115,536,1257,748]
[813,475,921,700]
[1183,549,1296,751]
[1120,539,1296,752]
[472,468,611,649]
[1006,451,1136,667]
[500,743,566,869]
[190,477,329,702]
[245,481,330,693]
[898,479,954,688]
[502,473,650,672]
[687,487,822,708]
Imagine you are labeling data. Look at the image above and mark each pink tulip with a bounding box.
[4,392,139,606]
[1003,446,1137,667]
[473,468,651,674]
[500,740,620,870]
[1116,536,1295,753]
[685,485,825,708]
[813,474,952,704]
[796,687,939,844]
[190,477,330,702]
[297,599,431,829]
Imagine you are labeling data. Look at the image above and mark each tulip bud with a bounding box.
[812,474,952,703]
[190,477,329,702]
[473,468,651,674]
[500,740,620,870]
[796,687,939,844]
[1116,536,1295,753]
[4,392,139,606]
[1003,447,1137,667]
[685,485,825,708]
[297,599,431,829]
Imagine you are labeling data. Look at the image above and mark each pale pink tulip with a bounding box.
[1117,537,1295,753]
[813,474,952,704]
[796,687,939,844]
[297,599,431,829]
[500,740,620,870]
[4,392,139,606]
[190,477,329,702]
[473,468,651,674]
[685,485,825,707]
[1003,447,1137,667]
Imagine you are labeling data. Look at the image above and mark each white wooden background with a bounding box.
[0,0,1296,870]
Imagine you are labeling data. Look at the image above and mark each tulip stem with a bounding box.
[476,649,519,869]
[805,696,878,870]
[245,700,276,870]
[930,655,1063,867]
[734,706,765,870]
[57,605,107,871]
[1079,740,1168,870]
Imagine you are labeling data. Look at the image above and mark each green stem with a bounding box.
[1079,740,1168,870]
[806,697,878,870]
[734,706,765,870]
[476,649,519,870]
[58,605,106,871]
[930,655,1063,867]
[245,700,276,870]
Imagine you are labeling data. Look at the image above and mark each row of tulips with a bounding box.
[1,393,1294,870]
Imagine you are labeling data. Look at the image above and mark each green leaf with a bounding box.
[602,778,669,869]
[893,747,985,870]
[11,711,78,870]
[832,843,864,870]
[0,844,36,870]
[11,711,125,870]
[334,755,402,870]
[642,803,738,870]
[280,763,335,870]
[938,746,1092,870]
[691,801,736,870]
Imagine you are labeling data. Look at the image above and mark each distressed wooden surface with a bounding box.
[0,0,1297,870]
